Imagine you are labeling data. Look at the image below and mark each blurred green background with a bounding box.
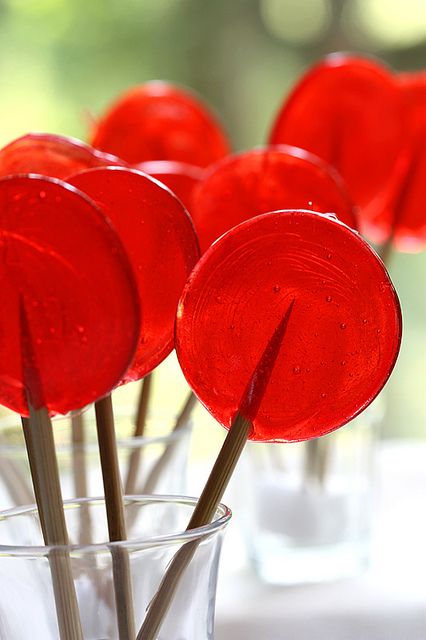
[0,0,424,437]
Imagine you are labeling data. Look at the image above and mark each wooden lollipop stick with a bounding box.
[305,438,319,486]
[71,411,93,545]
[134,374,153,440]
[26,405,84,640]
[304,437,331,488]
[137,411,251,640]
[141,390,197,495]
[95,394,135,640]
[378,238,393,267]
[174,390,198,432]
[19,297,83,639]
[125,391,198,535]
[124,373,153,495]
[71,411,88,499]
[21,416,47,539]
[137,299,296,640]
[0,429,35,507]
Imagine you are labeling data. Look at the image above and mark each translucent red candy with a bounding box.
[0,133,125,181]
[176,210,402,442]
[69,166,200,382]
[135,160,203,213]
[268,54,406,244]
[387,71,426,252]
[191,146,357,253]
[0,175,140,416]
[90,81,231,167]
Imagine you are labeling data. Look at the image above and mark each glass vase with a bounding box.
[237,399,383,585]
[0,496,231,639]
[0,407,191,509]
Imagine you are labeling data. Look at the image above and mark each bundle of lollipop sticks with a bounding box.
[1,50,421,639]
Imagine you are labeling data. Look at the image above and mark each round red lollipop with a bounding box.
[90,81,231,167]
[68,166,200,382]
[268,54,406,241]
[383,71,426,252]
[0,175,140,416]
[0,133,125,181]
[135,160,203,214]
[191,146,357,252]
[176,210,401,442]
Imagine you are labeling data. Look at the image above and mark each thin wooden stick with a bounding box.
[304,438,330,489]
[304,438,318,487]
[137,299,296,640]
[175,391,198,430]
[0,431,35,507]
[141,391,197,495]
[21,416,47,539]
[26,405,83,640]
[124,373,153,495]
[19,297,83,639]
[125,391,197,535]
[137,412,251,640]
[71,411,93,545]
[95,394,135,640]
[378,237,393,266]
[71,411,88,499]
[316,437,331,486]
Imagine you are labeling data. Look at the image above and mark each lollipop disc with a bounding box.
[90,81,231,167]
[269,54,406,237]
[0,175,140,415]
[176,210,402,442]
[0,133,124,181]
[191,146,356,252]
[387,71,426,252]
[135,160,203,214]
[69,166,200,381]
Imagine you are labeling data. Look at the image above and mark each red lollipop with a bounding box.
[0,133,125,181]
[68,166,200,382]
[384,70,426,252]
[191,145,357,252]
[176,210,402,442]
[0,174,140,416]
[268,54,406,241]
[90,81,231,167]
[135,160,203,213]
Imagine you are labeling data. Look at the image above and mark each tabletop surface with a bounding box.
[213,441,426,640]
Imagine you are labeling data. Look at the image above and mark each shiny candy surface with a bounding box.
[135,160,203,213]
[69,167,200,382]
[91,81,231,167]
[191,146,357,252]
[269,54,406,244]
[176,210,401,442]
[388,71,426,252]
[0,133,124,181]
[0,175,140,416]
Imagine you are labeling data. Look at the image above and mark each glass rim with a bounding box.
[0,420,190,453]
[0,495,232,556]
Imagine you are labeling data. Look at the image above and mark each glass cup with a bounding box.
[237,399,383,585]
[0,495,231,639]
[0,407,191,509]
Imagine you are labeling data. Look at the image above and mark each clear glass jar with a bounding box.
[0,407,191,509]
[237,399,383,584]
[0,496,231,639]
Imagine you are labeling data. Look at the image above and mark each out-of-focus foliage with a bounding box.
[0,0,424,436]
